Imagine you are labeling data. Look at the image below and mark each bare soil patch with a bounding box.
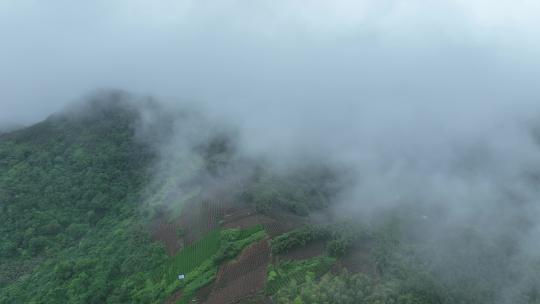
[222,207,260,229]
[236,294,273,304]
[260,209,309,237]
[193,282,214,303]
[177,199,226,245]
[151,215,182,256]
[164,290,182,304]
[223,214,260,229]
[152,199,228,255]
[205,240,270,304]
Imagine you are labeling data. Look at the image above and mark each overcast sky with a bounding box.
[1,0,540,129]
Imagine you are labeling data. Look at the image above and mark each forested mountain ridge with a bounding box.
[0,96,338,303]
[2,97,540,304]
[0,97,168,303]
[0,97,151,258]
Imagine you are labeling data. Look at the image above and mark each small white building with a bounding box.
[178,274,185,280]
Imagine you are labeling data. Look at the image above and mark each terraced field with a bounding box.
[156,217,267,303]
[159,230,222,282]
[206,240,271,304]
[151,197,337,304]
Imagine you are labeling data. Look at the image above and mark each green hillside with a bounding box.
[0,98,168,303]
[2,98,540,304]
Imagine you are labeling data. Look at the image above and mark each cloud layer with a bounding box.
[2,2,540,302]
[1,0,540,125]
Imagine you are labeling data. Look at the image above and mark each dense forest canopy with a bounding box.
[0,96,165,303]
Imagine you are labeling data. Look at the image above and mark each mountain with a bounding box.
[0,96,163,303]
[0,123,24,135]
[1,95,539,304]
[0,95,339,304]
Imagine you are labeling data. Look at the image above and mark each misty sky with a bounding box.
[3,3,540,299]
[1,0,540,129]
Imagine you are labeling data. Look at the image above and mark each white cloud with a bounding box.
[0,0,539,124]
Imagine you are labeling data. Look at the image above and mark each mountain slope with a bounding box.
[0,98,167,303]
[3,97,540,304]
[0,96,344,304]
